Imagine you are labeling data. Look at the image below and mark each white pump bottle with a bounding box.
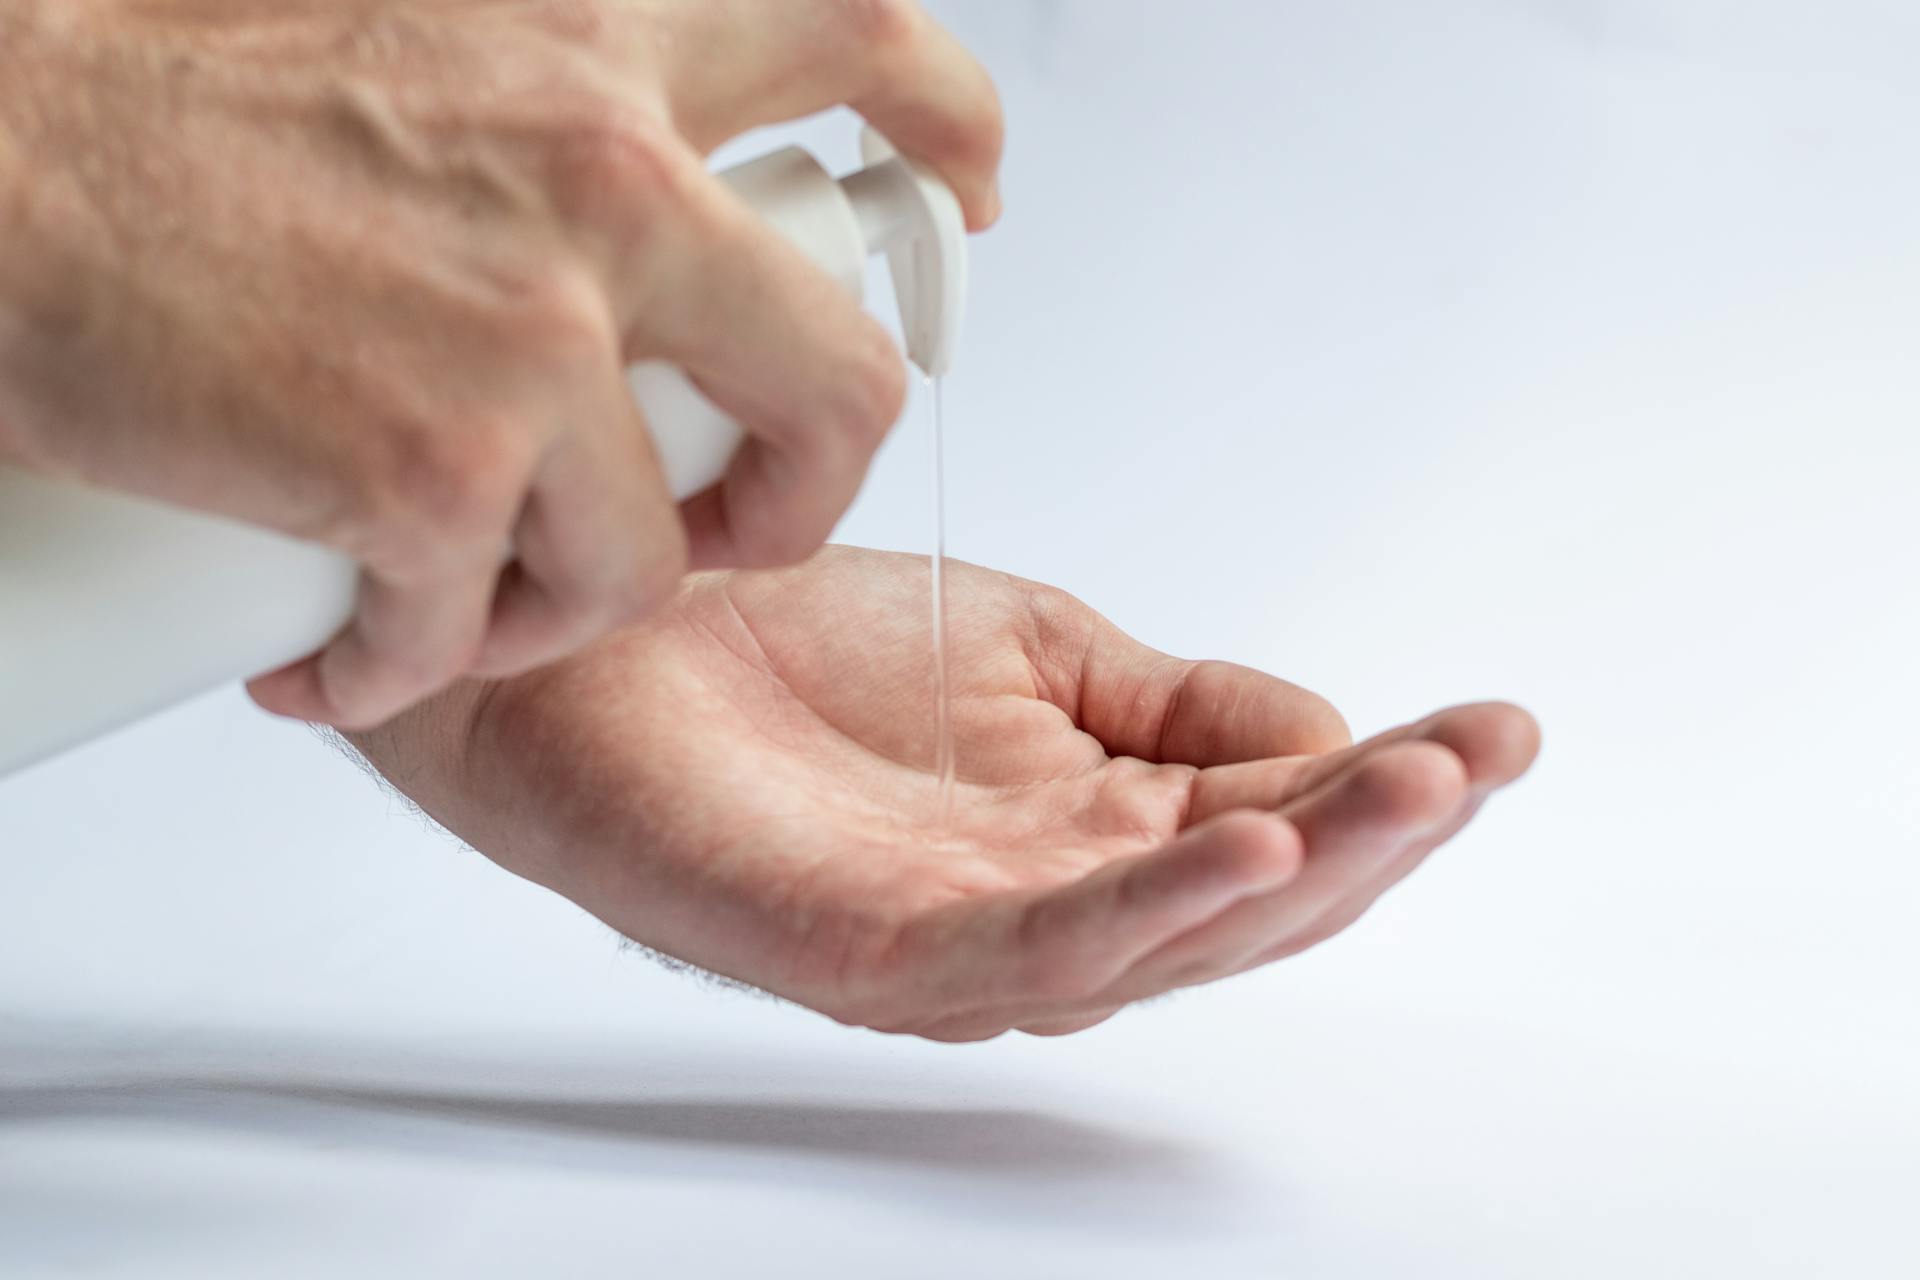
[0,129,966,777]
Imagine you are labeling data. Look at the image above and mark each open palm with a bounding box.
[355,548,1539,1041]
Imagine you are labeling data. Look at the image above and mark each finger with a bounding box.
[845,9,1004,230]
[247,553,498,730]
[635,174,907,570]
[1105,741,1469,1003]
[474,367,688,677]
[663,1,1005,229]
[902,811,1303,1025]
[1240,794,1493,973]
[980,731,1510,1029]
[1025,592,1352,765]
[578,127,906,570]
[1184,701,1542,824]
[1275,700,1541,800]
[1203,706,1541,976]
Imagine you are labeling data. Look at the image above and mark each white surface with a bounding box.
[3,2,1918,1275]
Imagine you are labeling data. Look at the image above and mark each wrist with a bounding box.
[345,679,499,793]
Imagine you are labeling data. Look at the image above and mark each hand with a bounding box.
[0,0,1001,729]
[350,548,1541,1042]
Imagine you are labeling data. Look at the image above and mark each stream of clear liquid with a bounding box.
[927,374,956,821]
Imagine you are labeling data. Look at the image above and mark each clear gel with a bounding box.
[927,374,956,821]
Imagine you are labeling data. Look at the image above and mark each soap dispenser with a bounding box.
[0,127,968,776]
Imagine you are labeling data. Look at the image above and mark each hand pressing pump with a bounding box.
[0,129,968,776]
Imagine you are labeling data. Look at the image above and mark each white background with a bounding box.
[3,2,1917,1275]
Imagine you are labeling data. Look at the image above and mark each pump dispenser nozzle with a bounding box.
[852,130,967,378]
[634,127,968,496]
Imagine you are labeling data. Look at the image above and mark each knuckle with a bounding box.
[546,100,696,224]
[502,264,616,371]
[380,413,531,546]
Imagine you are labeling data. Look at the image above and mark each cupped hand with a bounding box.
[351,548,1541,1042]
[0,0,1001,728]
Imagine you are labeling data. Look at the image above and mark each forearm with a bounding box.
[341,677,534,867]
[344,678,496,791]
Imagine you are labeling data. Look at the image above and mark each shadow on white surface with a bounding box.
[0,1077,1189,1176]
[1,1016,1256,1276]
[0,1015,1202,1173]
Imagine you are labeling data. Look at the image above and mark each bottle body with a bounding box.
[0,471,358,773]
[0,146,877,777]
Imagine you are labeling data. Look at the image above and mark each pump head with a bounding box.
[849,129,967,377]
[712,127,967,377]
[634,129,969,498]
